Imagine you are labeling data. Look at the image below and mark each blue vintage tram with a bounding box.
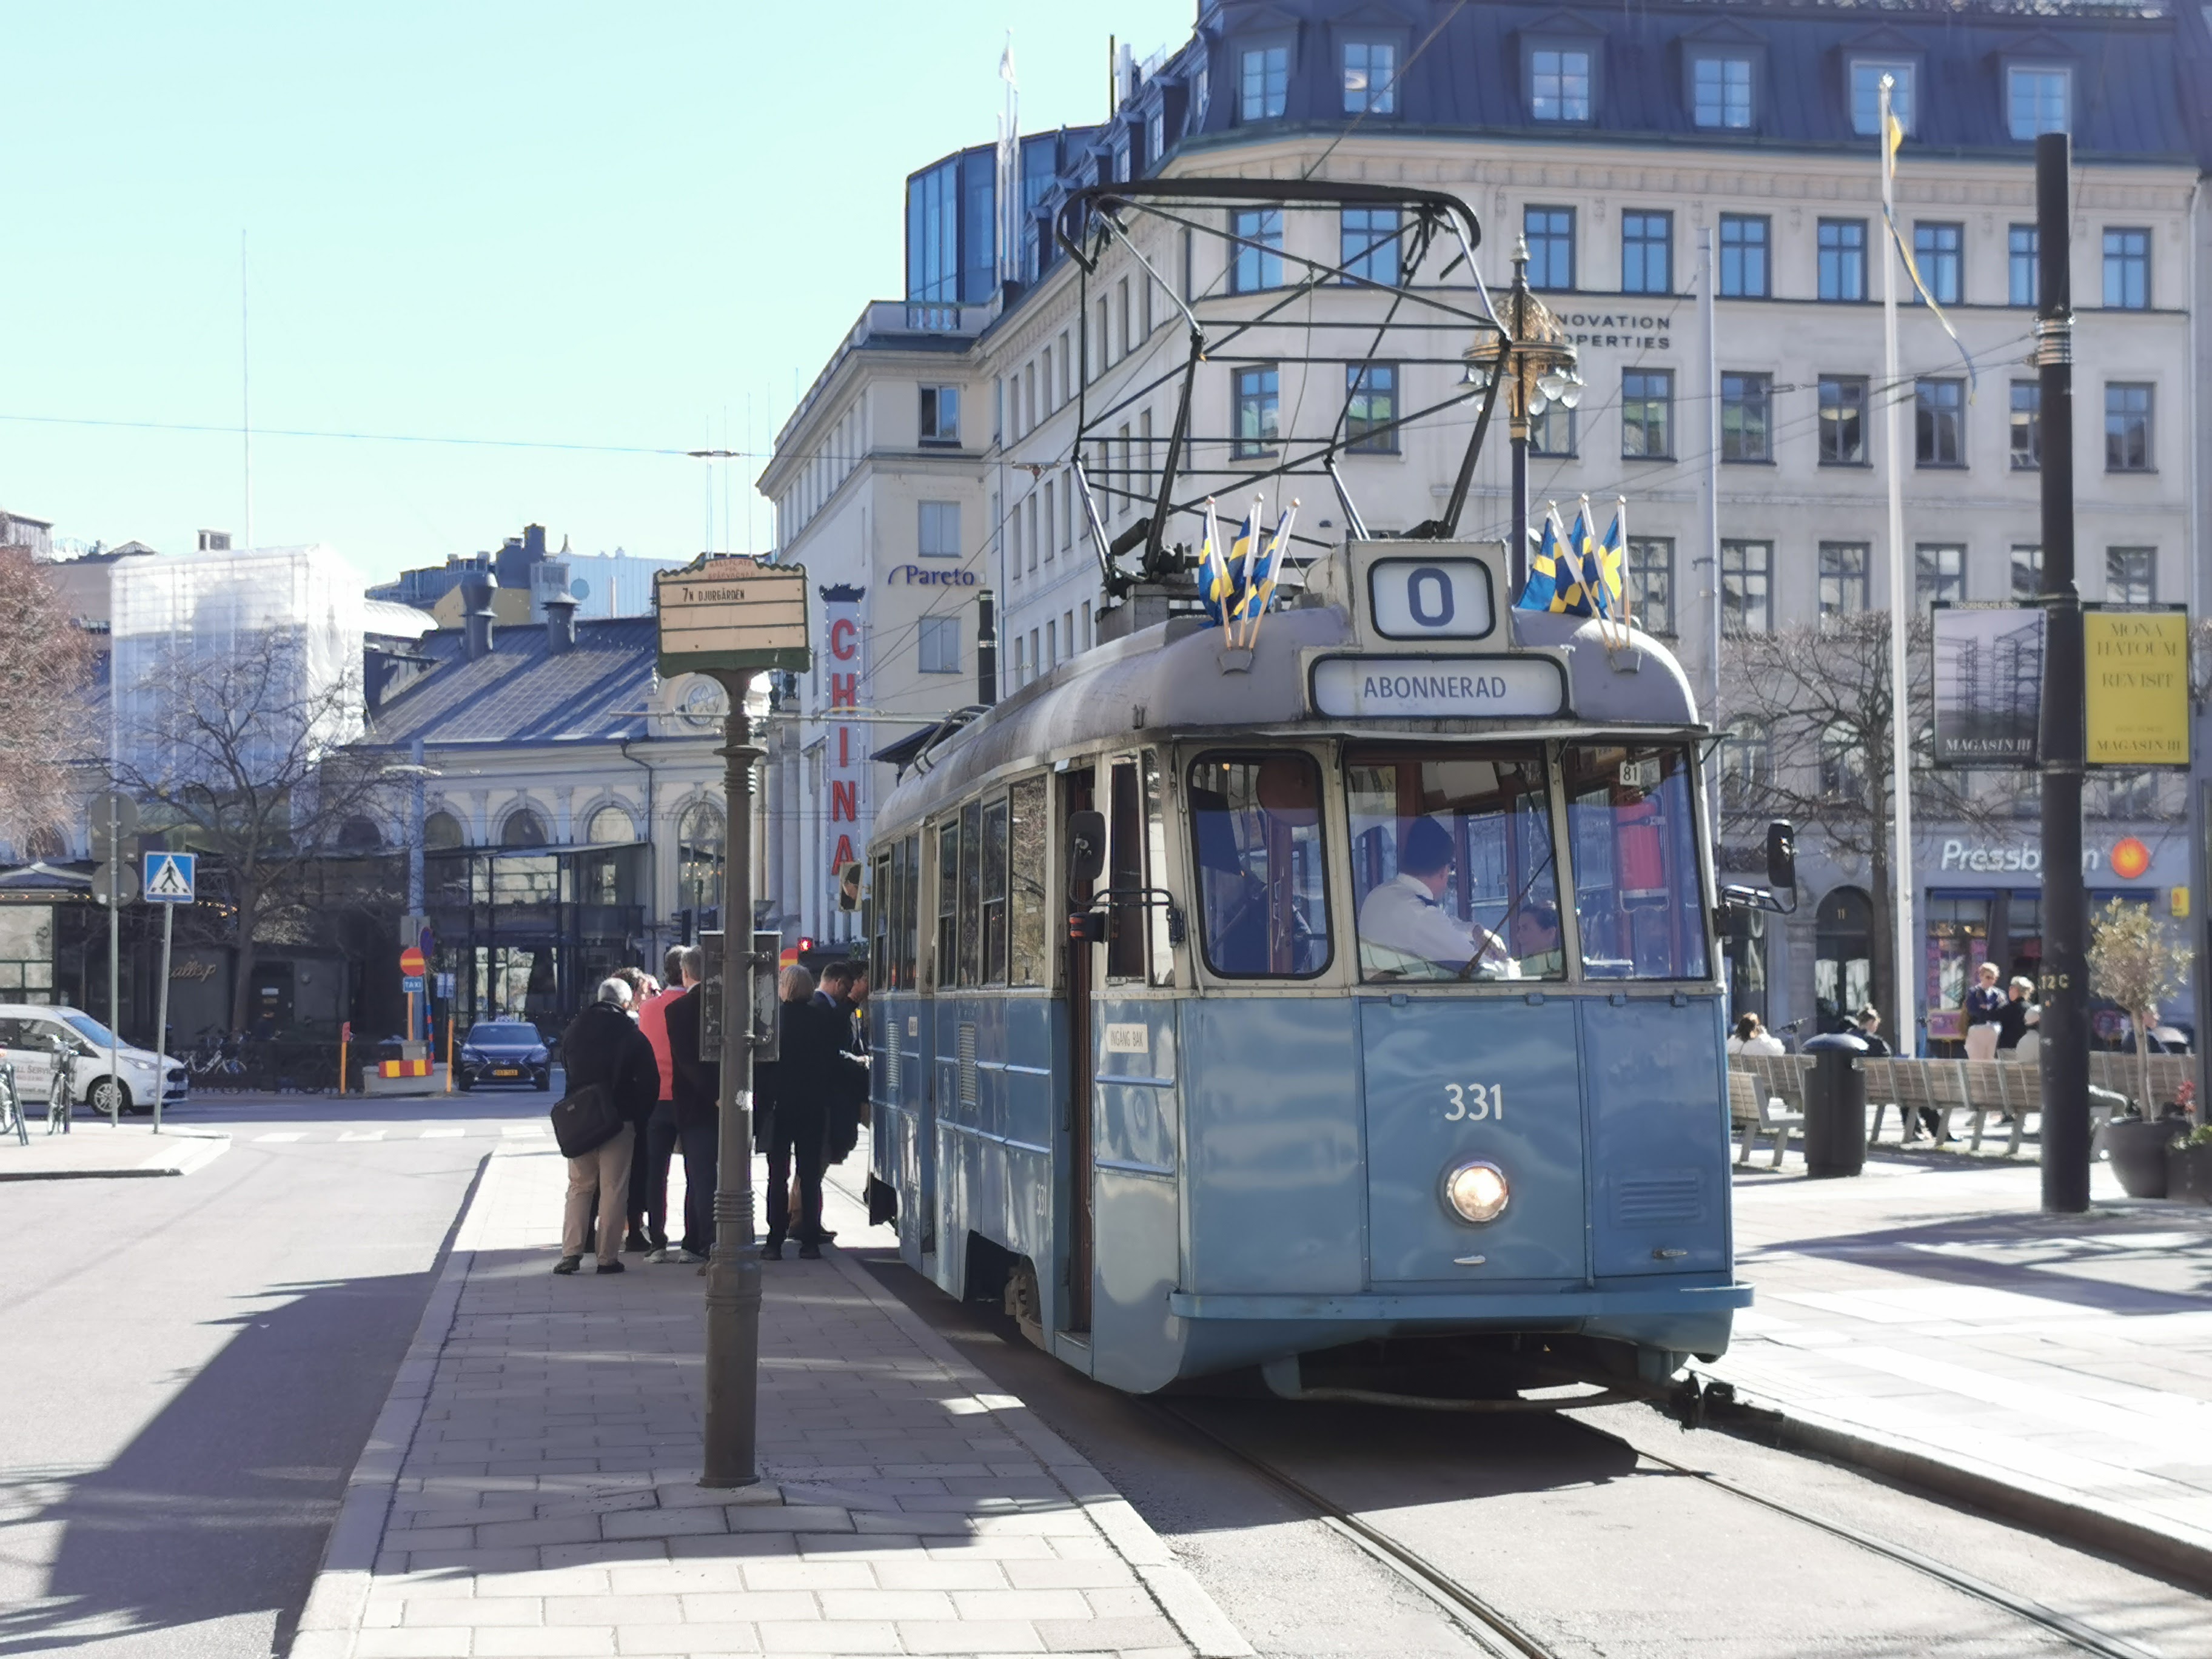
[863,539,1755,1401]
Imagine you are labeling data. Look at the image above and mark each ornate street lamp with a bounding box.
[1464,236,1581,591]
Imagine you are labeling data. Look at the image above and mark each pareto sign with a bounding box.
[655,556,813,676]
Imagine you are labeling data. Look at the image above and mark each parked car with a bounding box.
[0,1004,189,1114]
[455,1021,552,1091]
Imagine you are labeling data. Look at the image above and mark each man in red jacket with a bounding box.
[634,945,688,1252]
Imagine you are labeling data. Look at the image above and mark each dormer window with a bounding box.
[1849,58,1914,136]
[1147,104,1165,164]
[1530,47,1592,122]
[1239,44,1289,122]
[1691,54,1752,129]
[1342,38,1398,114]
[2008,65,2069,139]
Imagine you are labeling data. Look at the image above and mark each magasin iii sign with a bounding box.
[2084,610,2189,768]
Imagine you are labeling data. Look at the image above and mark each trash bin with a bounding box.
[1800,1032,1869,1179]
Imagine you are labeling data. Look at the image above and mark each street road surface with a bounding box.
[0,1093,548,1659]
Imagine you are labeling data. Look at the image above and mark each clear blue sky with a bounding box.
[1,2,1195,587]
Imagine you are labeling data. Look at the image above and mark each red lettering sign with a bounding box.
[830,833,854,869]
[830,617,857,660]
[831,780,858,822]
[830,672,857,708]
[838,726,850,766]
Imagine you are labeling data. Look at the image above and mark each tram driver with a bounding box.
[1356,817,1511,979]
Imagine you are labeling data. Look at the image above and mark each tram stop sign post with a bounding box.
[655,555,813,1488]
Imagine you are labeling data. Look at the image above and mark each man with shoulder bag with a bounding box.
[552,979,660,1276]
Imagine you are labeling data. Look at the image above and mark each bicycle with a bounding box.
[0,1057,25,1146]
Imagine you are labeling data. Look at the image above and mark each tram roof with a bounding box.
[875,556,1700,837]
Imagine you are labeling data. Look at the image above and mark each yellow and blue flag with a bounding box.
[1198,500,1234,626]
[1552,506,1600,617]
[1236,499,1298,635]
[1593,505,1626,619]
[1515,513,1561,612]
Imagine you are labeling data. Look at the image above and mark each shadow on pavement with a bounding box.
[0,1268,438,1658]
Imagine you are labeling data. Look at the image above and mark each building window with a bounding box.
[1341,207,1401,286]
[1147,106,1165,165]
[1235,364,1279,457]
[1721,372,1771,462]
[1850,59,1913,136]
[919,385,960,444]
[1621,369,1674,458]
[1692,55,1752,129]
[1916,545,1965,608]
[919,616,962,674]
[1345,364,1398,454]
[1719,717,1771,809]
[1239,44,1289,121]
[917,500,960,559]
[2008,381,2042,470]
[1721,541,1771,634]
[1819,543,1869,617]
[1627,537,1674,634]
[2105,383,2154,471]
[1232,207,1282,292]
[2106,548,2156,605]
[1342,39,1396,113]
[1718,214,1768,297]
[2009,224,2039,309]
[1818,220,1866,302]
[2103,228,2150,309]
[1530,47,1592,121]
[1621,210,1671,295]
[677,803,725,913]
[1818,376,1868,464]
[2011,546,2043,598]
[1914,222,1962,306]
[1529,403,1575,457]
[1023,497,1038,571]
[2008,65,2068,140]
[1915,378,1965,467]
[1524,206,1575,290]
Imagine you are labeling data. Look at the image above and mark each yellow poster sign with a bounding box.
[2085,611,2190,766]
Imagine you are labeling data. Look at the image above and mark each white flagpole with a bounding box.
[1882,73,1917,1057]
[1617,494,1632,634]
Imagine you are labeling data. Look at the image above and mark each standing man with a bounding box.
[554,979,659,1276]
[655,946,719,1265]
[635,945,688,1253]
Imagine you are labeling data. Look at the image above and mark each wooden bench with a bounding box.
[1728,1064,1803,1168]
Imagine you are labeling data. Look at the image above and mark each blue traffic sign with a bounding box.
[144,851,196,903]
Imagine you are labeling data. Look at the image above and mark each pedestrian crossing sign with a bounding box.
[144,852,196,903]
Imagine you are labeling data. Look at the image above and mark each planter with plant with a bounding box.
[2168,1125,2212,1205]
[2085,899,2193,1198]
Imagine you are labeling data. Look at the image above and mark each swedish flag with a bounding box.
[1514,514,1561,612]
[1198,500,1235,626]
[1552,506,1601,617]
[1592,506,1627,619]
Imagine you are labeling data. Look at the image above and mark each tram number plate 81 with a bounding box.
[1443,1083,1504,1121]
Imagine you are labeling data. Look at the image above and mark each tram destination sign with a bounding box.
[1309,655,1566,720]
[655,555,813,676]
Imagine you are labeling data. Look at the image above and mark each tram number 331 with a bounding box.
[1443,1082,1506,1122]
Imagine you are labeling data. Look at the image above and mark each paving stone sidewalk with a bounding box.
[1699,1153,2212,1581]
[0,1119,227,1180]
[291,1144,1249,1659]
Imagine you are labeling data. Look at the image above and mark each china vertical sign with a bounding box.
[820,583,869,885]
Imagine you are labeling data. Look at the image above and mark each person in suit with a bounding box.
[657,948,720,1265]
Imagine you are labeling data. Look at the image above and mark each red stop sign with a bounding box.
[399,946,427,977]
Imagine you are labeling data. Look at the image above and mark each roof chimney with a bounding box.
[545,592,580,654]
[461,575,497,660]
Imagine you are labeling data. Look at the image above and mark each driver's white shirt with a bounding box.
[1356,873,1507,970]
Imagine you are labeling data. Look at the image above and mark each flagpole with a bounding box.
[1881,73,1917,1058]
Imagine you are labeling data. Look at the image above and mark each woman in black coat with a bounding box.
[759,967,834,1259]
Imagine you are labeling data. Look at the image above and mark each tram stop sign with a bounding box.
[655,555,813,678]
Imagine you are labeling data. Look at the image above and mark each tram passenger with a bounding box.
[1509,903,1564,978]
[1355,817,1510,977]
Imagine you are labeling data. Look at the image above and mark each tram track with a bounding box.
[1155,1398,2168,1659]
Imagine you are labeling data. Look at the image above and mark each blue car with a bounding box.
[456,1021,552,1091]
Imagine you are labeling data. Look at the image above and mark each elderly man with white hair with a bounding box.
[553,977,660,1276]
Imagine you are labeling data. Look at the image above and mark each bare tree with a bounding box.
[112,634,394,1031]
[0,548,96,850]
[2086,897,2190,1114]
[1719,612,2017,1036]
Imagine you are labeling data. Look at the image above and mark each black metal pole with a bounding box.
[1509,246,1531,590]
[1510,433,1530,592]
[702,672,763,1484]
[2034,131,2088,1214]
[976,588,998,707]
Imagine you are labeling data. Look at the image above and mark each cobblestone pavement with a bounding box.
[1702,1153,2212,1578]
[291,1144,1248,1659]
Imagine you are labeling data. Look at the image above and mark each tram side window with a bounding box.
[1008,776,1049,987]
[898,833,920,988]
[1346,745,1561,982]
[982,796,1010,983]
[871,852,891,988]
[957,799,984,987]
[1187,753,1331,978]
[1107,762,1147,980]
[934,820,958,988]
[1562,743,1708,980]
[1143,750,1175,987]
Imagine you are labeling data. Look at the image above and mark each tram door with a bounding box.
[1061,766,1096,1333]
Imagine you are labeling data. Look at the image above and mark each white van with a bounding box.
[0,1005,188,1115]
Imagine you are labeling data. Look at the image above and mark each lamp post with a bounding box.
[1466,236,1581,588]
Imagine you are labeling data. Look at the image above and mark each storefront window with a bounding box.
[1923,894,1990,1041]
[0,906,56,1001]
[678,803,725,915]
[1814,886,1873,1033]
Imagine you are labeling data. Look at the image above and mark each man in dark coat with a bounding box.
[554,979,660,1275]
[659,956,720,1264]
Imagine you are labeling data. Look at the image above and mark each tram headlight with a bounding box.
[1443,1159,1510,1225]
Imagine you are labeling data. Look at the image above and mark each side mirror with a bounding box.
[1067,809,1107,900]
[836,861,865,913]
[1765,820,1797,893]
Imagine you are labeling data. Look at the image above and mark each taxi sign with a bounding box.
[655,555,813,676]
[399,945,428,977]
